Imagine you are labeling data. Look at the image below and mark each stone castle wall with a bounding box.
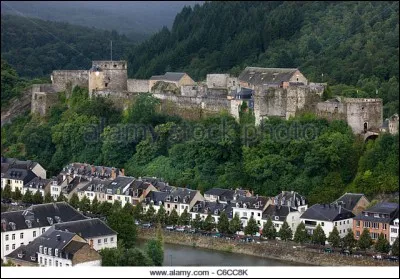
[51,70,89,92]
[127,79,150,93]
[31,84,60,116]
[345,98,383,134]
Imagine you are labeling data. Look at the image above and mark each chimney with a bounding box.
[91,165,95,175]
[339,205,341,214]
[111,168,116,179]
[121,168,125,176]
[57,234,61,241]
[1,222,6,232]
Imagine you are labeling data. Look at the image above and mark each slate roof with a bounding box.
[150,72,187,82]
[234,196,270,210]
[333,193,368,212]
[141,177,174,192]
[23,177,51,191]
[262,205,297,222]
[143,191,169,206]
[165,187,199,204]
[78,178,112,193]
[354,202,399,223]
[204,188,250,203]
[238,67,298,86]
[107,176,135,195]
[300,204,355,222]
[1,202,88,232]
[60,162,122,180]
[1,157,40,175]
[3,169,37,184]
[273,191,307,209]
[191,201,235,219]
[54,218,116,239]
[5,228,89,263]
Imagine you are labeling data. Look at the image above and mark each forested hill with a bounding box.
[127,1,399,117]
[1,14,135,78]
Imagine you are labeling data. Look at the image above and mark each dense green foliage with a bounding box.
[358,228,373,250]
[294,222,309,244]
[1,15,134,78]
[374,233,390,253]
[392,237,399,257]
[342,229,357,249]
[262,218,277,240]
[244,216,259,236]
[311,224,326,246]
[127,1,399,117]
[278,221,293,241]
[217,212,230,234]
[327,227,341,248]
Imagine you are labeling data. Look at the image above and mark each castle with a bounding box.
[30,60,397,138]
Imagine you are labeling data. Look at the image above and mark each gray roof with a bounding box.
[143,191,169,206]
[273,191,307,209]
[3,169,37,184]
[5,228,87,263]
[54,218,116,238]
[238,67,298,86]
[262,205,297,222]
[23,177,51,191]
[60,163,122,180]
[235,196,269,210]
[150,72,187,82]
[141,177,174,192]
[1,202,88,232]
[107,176,135,194]
[300,204,355,222]
[165,187,199,204]
[1,157,39,175]
[204,188,249,203]
[78,178,112,193]
[191,201,235,219]
[354,202,399,223]
[333,193,368,212]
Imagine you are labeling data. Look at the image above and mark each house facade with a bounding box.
[390,217,399,245]
[232,196,270,227]
[333,193,370,216]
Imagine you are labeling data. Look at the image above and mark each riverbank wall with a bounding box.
[138,228,398,267]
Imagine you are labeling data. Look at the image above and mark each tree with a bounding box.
[311,224,326,246]
[144,204,156,223]
[79,195,91,213]
[69,193,80,209]
[145,238,164,266]
[133,203,144,221]
[167,208,179,226]
[44,192,53,203]
[156,205,167,226]
[327,226,341,248]
[122,202,134,216]
[358,228,373,250]
[22,189,33,204]
[2,184,12,200]
[244,216,259,236]
[12,188,22,201]
[91,196,100,214]
[111,200,122,213]
[98,201,113,217]
[392,237,399,257]
[57,194,67,202]
[229,213,241,234]
[191,213,203,230]
[294,222,309,244]
[178,208,191,226]
[279,221,293,241]
[32,190,43,204]
[99,247,124,266]
[203,213,216,232]
[217,211,230,234]
[123,248,154,266]
[342,229,356,249]
[107,210,137,249]
[262,217,277,240]
[375,233,390,253]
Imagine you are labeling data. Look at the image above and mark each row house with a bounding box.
[22,177,51,196]
[353,202,399,242]
[59,163,123,182]
[190,201,235,224]
[5,228,101,267]
[262,191,308,233]
[1,169,37,193]
[49,175,66,200]
[1,202,87,259]
[203,188,251,204]
[140,176,175,192]
[232,195,270,227]
[142,191,169,213]
[333,193,370,216]
[390,216,399,245]
[300,204,355,241]
[126,179,157,205]
[1,157,46,190]
[164,187,205,215]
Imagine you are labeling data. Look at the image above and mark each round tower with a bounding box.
[88,60,128,97]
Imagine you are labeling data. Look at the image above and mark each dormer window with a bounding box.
[48,248,52,256]
[166,196,170,202]
[47,217,53,225]
[174,197,178,202]
[25,220,32,228]
[44,247,47,255]
[9,222,16,231]
[374,213,380,218]
[275,216,279,221]
[30,256,36,261]
[39,245,43,254]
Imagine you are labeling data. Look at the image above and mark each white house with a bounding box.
[1,202,87,259]
[300,204,355,242]
[1,169,37,193]
[232,196,270,228]
[390,217,399,245]
[190,201,235,224]
[22,177,51,196]
[5,228,101,266]
[142,191,169,214]
[163,188,205,216]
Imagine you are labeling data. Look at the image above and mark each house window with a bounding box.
[242,212,247,217]
[104,238,108,243]
[60,262,62,267]
[44,247,47,255]
[251,212,254,216]
[167,204,170,209]
[391,228,398,233]
[111,237,114,242]
[49,260,52,266]
[33,231,36,237]
[258,213,261,217]
[5,235,9,241]
[12,244,15,249]
[55,261,58,267]
[356,221,360,227]
[44,259,47,266]
[372,223,379,229]
[356,231,360,238]
[321,222,324,227]
[174,205,178,209]
[339,222,341,226]
[66,264,69,267]
[347,220,349,224]
[12,234,15,240]
[371,233,379,240]
[98,239,102,244]
[20,242,23,246]
[274,224,279,228]
[181,205,185,209]
[383,224,387,230]
[20,233,24,239]
[39,257,42,265]
[5,245,9,251]
[364,221,371,228]
[42,228,46,233]
[334,222,337,227]
[340,230,342,234]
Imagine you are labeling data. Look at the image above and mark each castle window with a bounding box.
[113,64,117,68]
[105,83,108,88]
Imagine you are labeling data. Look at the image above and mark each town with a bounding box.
[1,156,399,266]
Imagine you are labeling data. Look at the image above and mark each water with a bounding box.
[138,241,302,266]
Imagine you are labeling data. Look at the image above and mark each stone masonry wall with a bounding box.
[345,98,383,134]
[31,84,60,116]
[51,70,89,92]
[127,79,150,93]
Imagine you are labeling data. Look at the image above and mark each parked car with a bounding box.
[387,256,399,262]
[134,220,140,225]
[372,254,383,260]
[201,231,211,236]
[175,226,185,232]
[212,233,221,238]
[188,228,197,234]
[166,225,175,230]
[340,249,351,256]
[324,247,334,254]
[2,198,12,204]
[141,223,152,228]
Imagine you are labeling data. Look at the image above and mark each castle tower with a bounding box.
[88,60,128,97]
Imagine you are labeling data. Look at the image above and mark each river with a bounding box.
[159,243,301,266]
